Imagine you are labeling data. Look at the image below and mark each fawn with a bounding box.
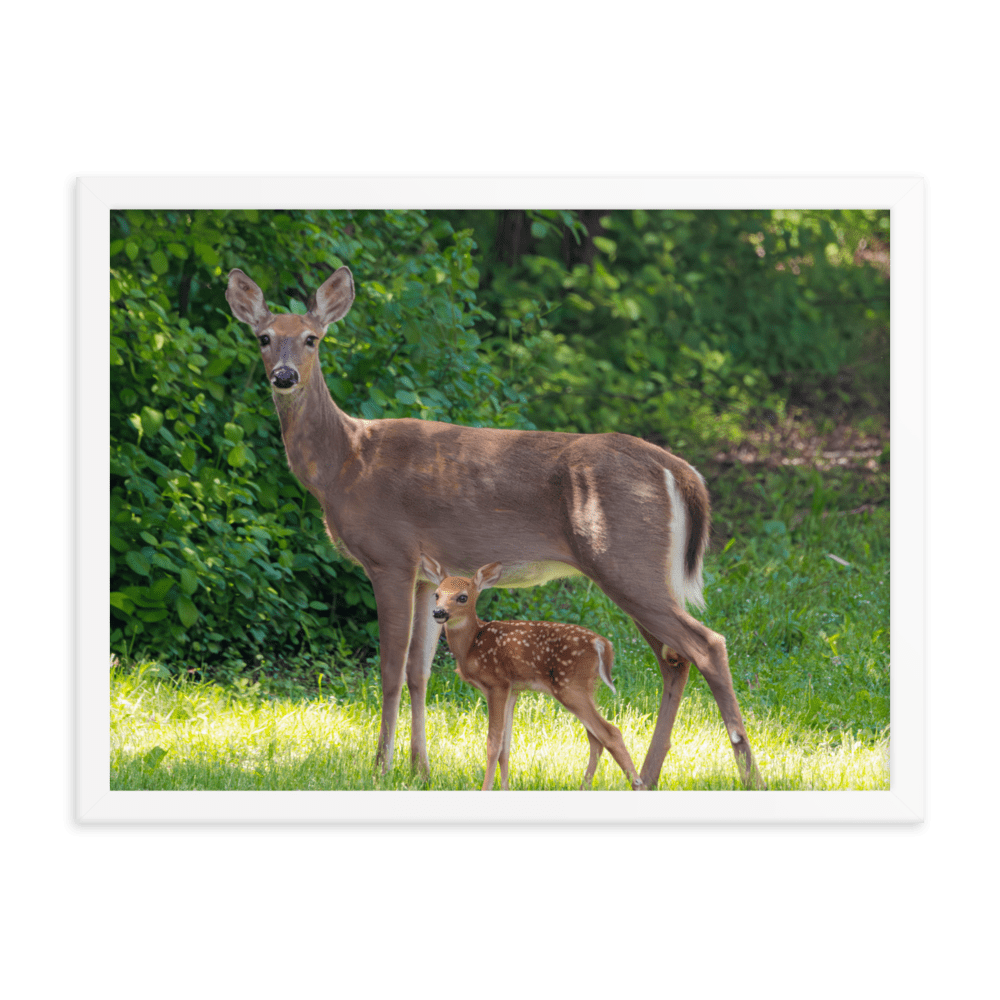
[422,556,644,791]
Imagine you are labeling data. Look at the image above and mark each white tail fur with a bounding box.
[664,467,708,610]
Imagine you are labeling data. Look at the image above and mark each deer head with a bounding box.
[225,267,355,394]
[422,557,503,630]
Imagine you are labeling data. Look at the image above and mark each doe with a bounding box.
[423,556,643,791]
[225,264,764,790]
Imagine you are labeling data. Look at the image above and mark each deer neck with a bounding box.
[272,373,357,493]
[444,614,485,666]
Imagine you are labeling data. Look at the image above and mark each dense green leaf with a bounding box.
[109,592,136,614]
[125,551,151,576]
[148,577,176,601]
[203,356,233,377]
[176,594,199,628]
[140,407,164,437]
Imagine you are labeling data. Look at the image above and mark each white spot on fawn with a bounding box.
[730,729,741,743]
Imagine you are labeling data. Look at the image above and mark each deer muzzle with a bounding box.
[271,366,299,390]
[432,608,449,623]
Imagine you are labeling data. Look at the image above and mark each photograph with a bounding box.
[84,184,915,821]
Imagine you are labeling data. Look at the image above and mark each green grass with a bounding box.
[111,471,890,792]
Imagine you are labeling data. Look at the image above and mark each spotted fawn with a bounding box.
[422,556,643,790]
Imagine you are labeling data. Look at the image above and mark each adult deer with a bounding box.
[225,264,764,790]
[423,557,644,791]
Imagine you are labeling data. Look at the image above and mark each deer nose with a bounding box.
[432,609,449,623]
[271,366,299,389]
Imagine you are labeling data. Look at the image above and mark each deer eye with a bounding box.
[258,334,270,347]
[457,595,468,603]
[305,335,317,347]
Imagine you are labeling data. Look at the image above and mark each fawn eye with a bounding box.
[258,334,270,347]
[305,335,317,347]
[457,595,468,603]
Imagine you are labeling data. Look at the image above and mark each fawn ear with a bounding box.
[307,266,355,329]
[473,562,503,591]
[421,554,446,585]
[226,270,272,331]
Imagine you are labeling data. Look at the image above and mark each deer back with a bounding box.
[463,619,614,696]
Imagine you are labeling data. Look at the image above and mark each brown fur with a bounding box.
[224,265,765,789]
[424,559,642,790]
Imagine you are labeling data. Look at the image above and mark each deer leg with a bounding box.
[369,568,418,777]
[632,621,691,790]
[498,690,518,791]
[482,687,511,791]
[558,690,643,790]
[633,606,764,790]
[405,581,441,779]
[581,731,604,789]
[687,622,766,789]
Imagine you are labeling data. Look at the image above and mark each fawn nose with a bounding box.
[271,366,299,389]
[432,608,449,623]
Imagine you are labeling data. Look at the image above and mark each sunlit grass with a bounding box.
[112,482,890,792]
[111,661,888,791]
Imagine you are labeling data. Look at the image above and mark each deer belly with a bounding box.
[518,678,553,694]
[421,559,581,588]
[499,560,582,588]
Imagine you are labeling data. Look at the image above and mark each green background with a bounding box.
[9,3,960,996]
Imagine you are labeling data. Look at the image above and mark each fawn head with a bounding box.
[421,556,503,629]
[225,267,355,393]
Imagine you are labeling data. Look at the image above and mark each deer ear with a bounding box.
[473,563,503,591]
[421,554,446,585]
[307,266,355,329]
[225,269,272,331]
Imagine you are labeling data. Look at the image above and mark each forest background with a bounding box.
[110,207,888,677]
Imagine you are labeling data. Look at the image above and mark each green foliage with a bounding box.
[110,207,888,686]
[110,210,530,676]
[443,209,889,455]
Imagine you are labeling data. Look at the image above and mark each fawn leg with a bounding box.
[559,690,643,790]
[581,731,604,789]
[482,687,511,791]
[498,690,518,791]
